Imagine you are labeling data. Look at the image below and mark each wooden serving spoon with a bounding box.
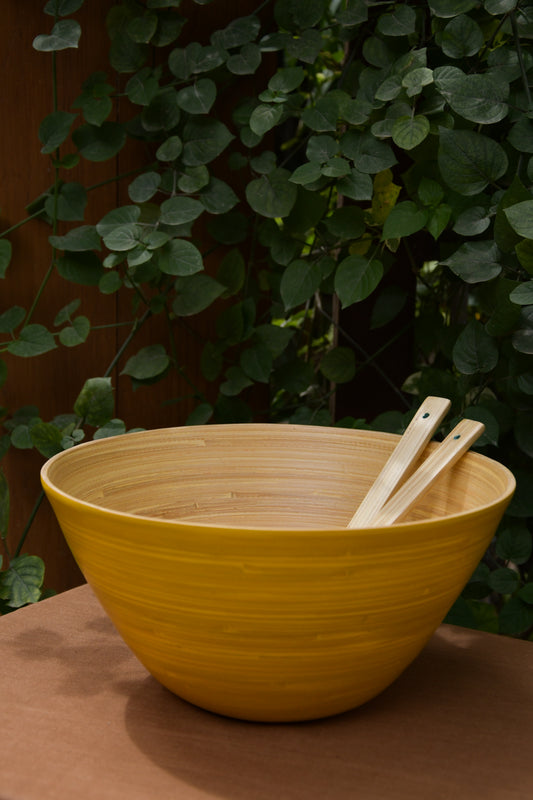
[348,396,451,528]
[348,398,485,528]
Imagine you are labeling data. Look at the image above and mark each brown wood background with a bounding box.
[0,0,260,594]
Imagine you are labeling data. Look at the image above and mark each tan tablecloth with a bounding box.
[0,584,531,800]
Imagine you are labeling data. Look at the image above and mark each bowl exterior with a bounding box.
[41,425,514,722]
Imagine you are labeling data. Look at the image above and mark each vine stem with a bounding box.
[104,307,152,378]
[14,491,44,559]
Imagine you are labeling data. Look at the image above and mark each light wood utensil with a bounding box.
[349,416,485,528]
[348,396,451,528]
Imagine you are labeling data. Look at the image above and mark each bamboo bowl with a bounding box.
[41,424,514,722]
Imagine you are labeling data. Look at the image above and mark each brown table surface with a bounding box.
[1,584,531,800]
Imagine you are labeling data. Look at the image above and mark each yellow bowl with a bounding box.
[41,423,514,722]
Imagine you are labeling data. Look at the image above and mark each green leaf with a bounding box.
[11,424,35,450]
[249,103,284,136]
[7,325,57,357]
[268,66,305,93]
[0,555,44,608]
[337,169,373,201]
[57,251,105,285]
[452,320,499,374]
[341,131,397,174]
[306,135,338,163]
[514,409,533,458]
[370,285,408,330]
[255,324,294,357]
[0,240,12,279]
[73,71,114,126]
[151,9,185,46]
[159,196,204,225]
[428,0,478,16]
[0,306,24,333]
[121,344,170,380]
[58,316,90,347]
[434,66,508,125]
[93,419,127,439]
[156,135,182,161]
[280,259,323,310]
[498,597,533,636]
[250,151,277,174]
[185,403,214,426]
[74,377,114,426]
[453,206,491,237]
[392,115,430,150]
[286,29,323,64]
[49,225,100,252]
[335,256,383,308]
[30,422,64,458]
[177,165,209,193]
[182,118,234,166]
[336,0,368,27]
[33,20,81,51]
[45,182,88,222]
[99,271,122,294]
[442,241,502,284]
[39,111,77,154]
[220,366,253,396]
[156,239,203,276]
[321,158,351,178]
[324,206,365,240]
[274,0,327,30]
[320,347,356,383]
[199,178,238,214]
[127,11,158,43]
[240,345,273,383]
[273,358,315,394]
[44,0,85,14]
[96,205,140,237]
[438,128,508,196]
[427,205,452,240]
[508,118,533,154]
[510,281,533,305]
[461,405,499,447]
[211,14,261,48]
[177,78,216,114]
[496,522,532,565]
[504,200,533,238]
[485,0,517,12]
[141,88,180,131]
[246,168,297,218]
[377,5,416,36]
[289,162,322,185]
[301,96,339,132]
[227,43,262,75]
[73,122,126,161]
[439,14,484,59]
[128,171,161,203]
[402,68,433,97]
[216,249,245,297]
[104,223,142,252]
[173,274,225,316]
[382,202,427,240]
[126,67,159,106]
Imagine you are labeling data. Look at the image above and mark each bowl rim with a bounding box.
[40,423,516,534]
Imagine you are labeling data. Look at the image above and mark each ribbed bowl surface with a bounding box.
[41,424,515,721]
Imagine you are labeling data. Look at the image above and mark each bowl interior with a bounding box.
[42,423,514,530]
